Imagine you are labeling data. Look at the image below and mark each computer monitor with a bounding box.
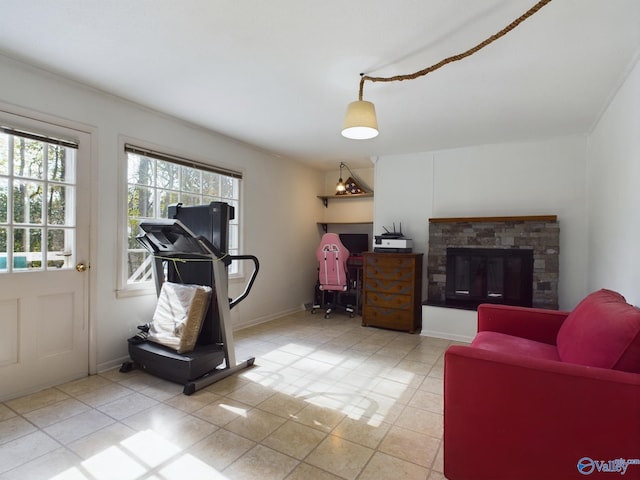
[339,233,369,256]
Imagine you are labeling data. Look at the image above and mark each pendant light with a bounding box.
[341,0,552,139]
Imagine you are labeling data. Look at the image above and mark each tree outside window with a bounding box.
[125,149,240,285]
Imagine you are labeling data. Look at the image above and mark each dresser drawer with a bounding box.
[365,291,413,310]
[364,277,414,295]
[365,255,416,270]
[362,305,417,332]
[364,266,415,283]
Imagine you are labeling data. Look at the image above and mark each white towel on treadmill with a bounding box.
[148,282,212,353]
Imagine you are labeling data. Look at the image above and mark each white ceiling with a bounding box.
[1,1,639,170]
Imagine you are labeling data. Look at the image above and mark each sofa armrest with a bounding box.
[444,345,640,480]
[477,303,570,345]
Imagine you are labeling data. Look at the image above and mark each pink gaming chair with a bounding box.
[311,233,354,318]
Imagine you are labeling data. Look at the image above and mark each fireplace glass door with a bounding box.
[445,248,533,309]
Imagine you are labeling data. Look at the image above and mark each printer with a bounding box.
[373,223,413,253]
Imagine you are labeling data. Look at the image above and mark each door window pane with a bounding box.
[0,130,76,273]
[0,133,8,175]
[47,144,75,182]
[0,178,7,223]
[0,228,6,271]
[13,227,43,270]
[47,185,74,226]
[13,138,44,180]
[13,180,44,224]
[47,228,72,268]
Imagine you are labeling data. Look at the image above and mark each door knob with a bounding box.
[76,263,87,272]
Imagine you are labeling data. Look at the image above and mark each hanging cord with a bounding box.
[358,0,553,100]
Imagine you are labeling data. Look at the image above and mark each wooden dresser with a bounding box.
[362,252,423,333]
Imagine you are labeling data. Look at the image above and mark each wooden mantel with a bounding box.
[428,215,557,224]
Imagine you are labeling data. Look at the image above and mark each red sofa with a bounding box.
[444,289,640,480]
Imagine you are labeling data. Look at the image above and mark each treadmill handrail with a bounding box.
[229,255,259,309]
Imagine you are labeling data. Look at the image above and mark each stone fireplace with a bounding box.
[427,216,559,310]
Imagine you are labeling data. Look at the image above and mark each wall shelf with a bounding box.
[317,221,373,233]
[318,193,373,208]
[428,215,557,224]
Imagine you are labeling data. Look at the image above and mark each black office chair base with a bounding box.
[311,294,355,319]
[321,306,355,319]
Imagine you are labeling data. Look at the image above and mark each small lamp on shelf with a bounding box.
[336,163,347,194]
[335,162,367,195]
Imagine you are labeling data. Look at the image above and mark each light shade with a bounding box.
[341,100,379,139]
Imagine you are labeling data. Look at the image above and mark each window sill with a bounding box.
[116,284,156,299]
[117,272,246,299]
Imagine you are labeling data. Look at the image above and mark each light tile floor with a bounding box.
[0,312,453,480]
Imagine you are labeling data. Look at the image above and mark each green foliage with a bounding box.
[125,151,241,283]
[0,133,72,264]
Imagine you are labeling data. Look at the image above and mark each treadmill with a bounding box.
[120,202,259,395]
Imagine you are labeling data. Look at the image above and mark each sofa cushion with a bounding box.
[471,331,561,362]
[556,289,640,373]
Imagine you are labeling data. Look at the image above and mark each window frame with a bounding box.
[119,140,243,295]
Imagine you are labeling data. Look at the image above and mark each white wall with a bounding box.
[586,56,640,306]
[4,46,636,368]
[374,136,589,311]
[0,54,324,371]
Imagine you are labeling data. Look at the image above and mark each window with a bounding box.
[125,144,241,287]
[0,127,78,272]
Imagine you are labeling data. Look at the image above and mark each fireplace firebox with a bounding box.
[427,216,559,310]
[445,247,533,309]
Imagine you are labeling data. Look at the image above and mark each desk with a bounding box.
[347,255,364,314]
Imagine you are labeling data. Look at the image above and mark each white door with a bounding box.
[0,111,91,401]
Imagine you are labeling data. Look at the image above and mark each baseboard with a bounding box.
[97,355,131,374]
[234,305,306,331]
[420,329,474,344]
